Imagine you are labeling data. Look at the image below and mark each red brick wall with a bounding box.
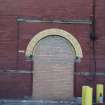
[0,0,105,98]
[0,73,32,99]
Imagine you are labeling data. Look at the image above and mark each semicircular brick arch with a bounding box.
[25,28,83,59]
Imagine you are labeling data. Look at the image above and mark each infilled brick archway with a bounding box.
[26,28,83,100]
[33,35,75,100]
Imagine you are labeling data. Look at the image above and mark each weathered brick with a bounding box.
[0,0,105,98]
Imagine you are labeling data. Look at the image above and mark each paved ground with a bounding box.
[0,98,81,105]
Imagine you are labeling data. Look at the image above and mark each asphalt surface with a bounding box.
[0,98,81,105]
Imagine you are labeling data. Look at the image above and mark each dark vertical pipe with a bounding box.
[90,0,96,79]
[92,0,96,79]
[16,18,20,70]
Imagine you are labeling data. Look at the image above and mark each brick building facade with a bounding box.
[0,0,105,99]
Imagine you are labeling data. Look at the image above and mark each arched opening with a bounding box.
[25,28,83,100]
